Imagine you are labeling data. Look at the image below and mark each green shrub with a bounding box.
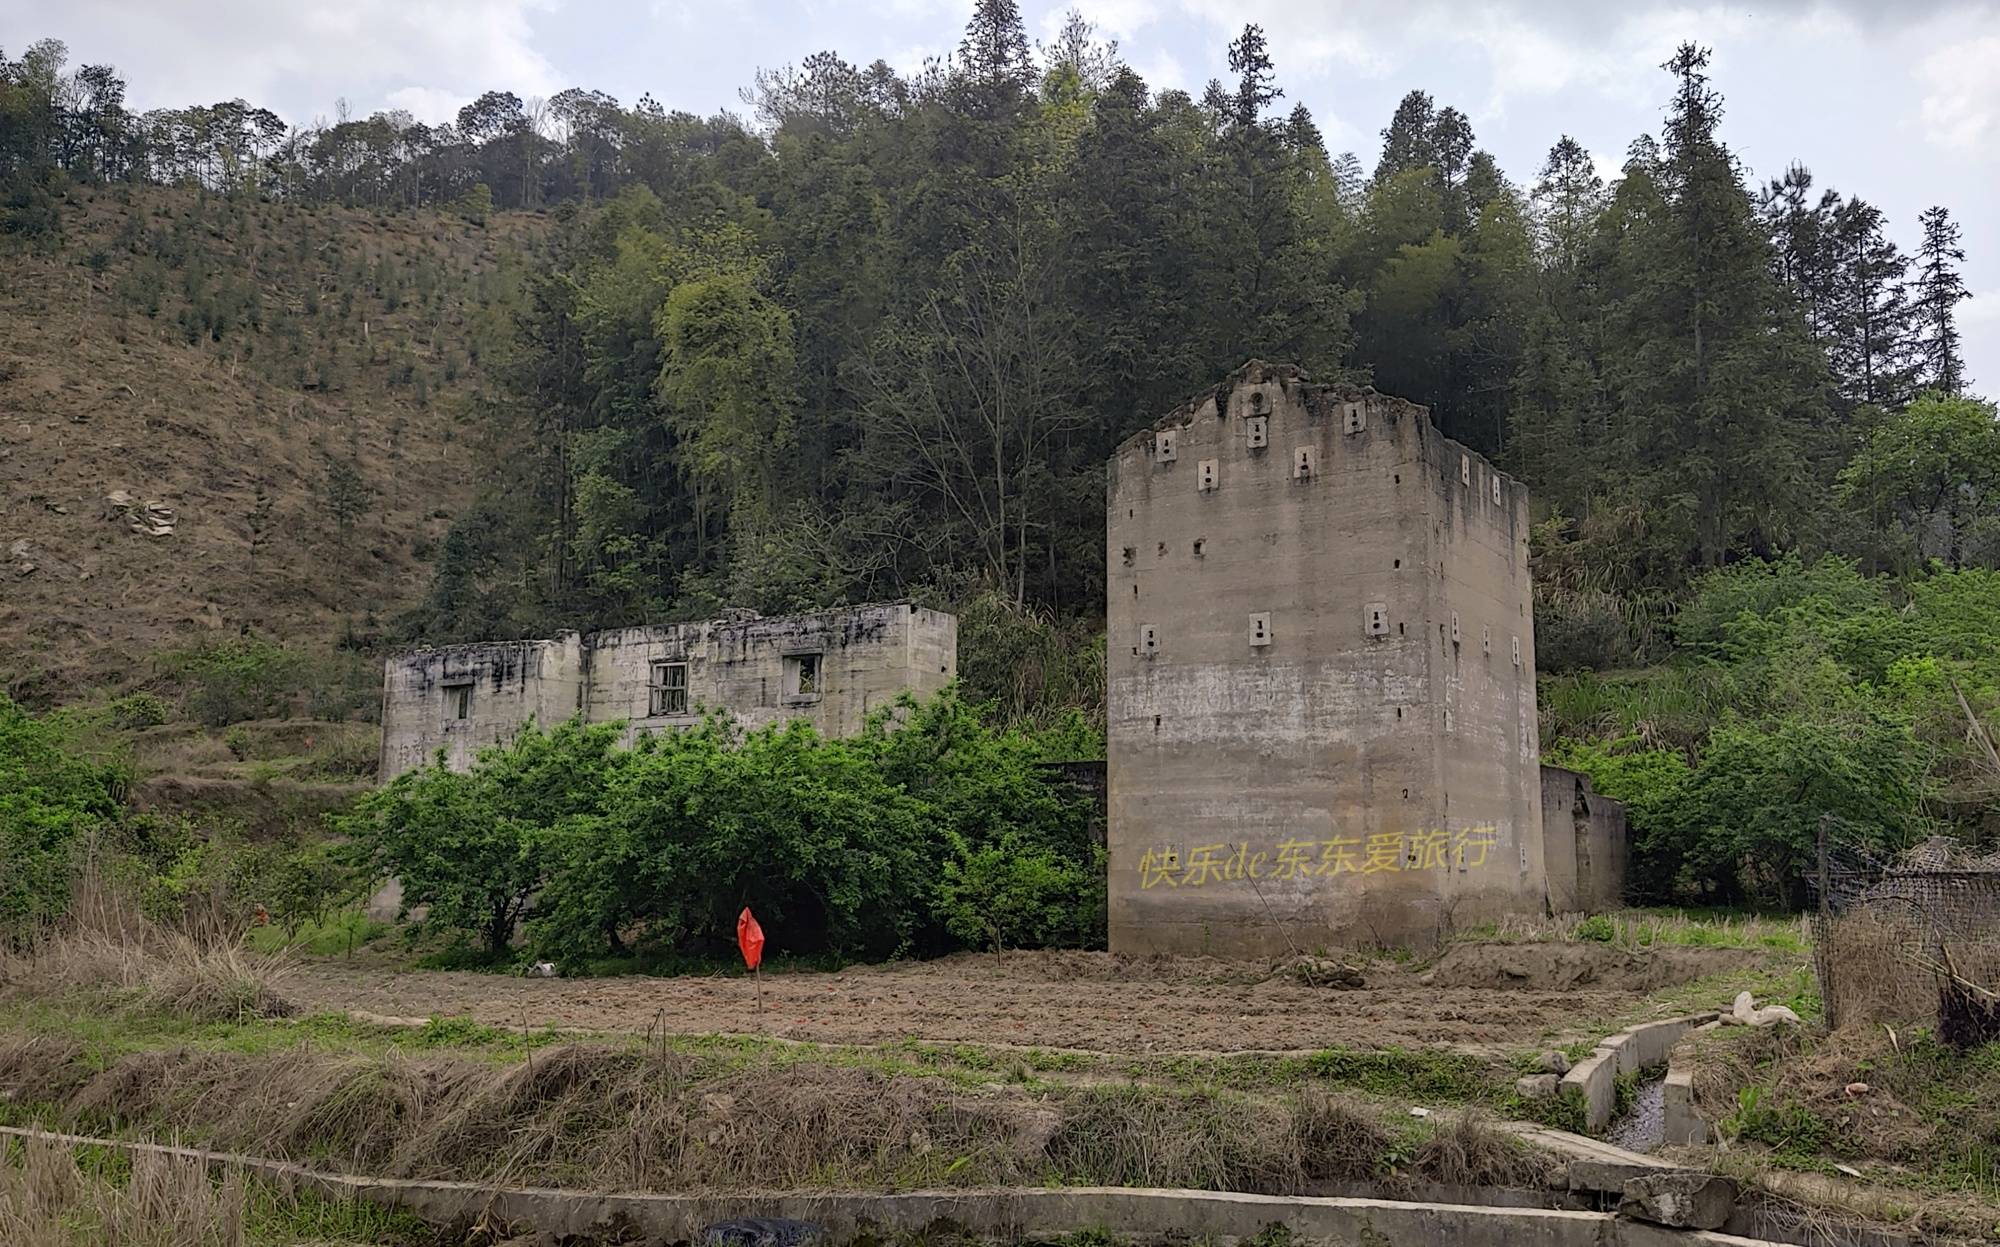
[0,172,63,243]
[1533,585,1635,674]
[1674,555,1886,657]
[340,718,625,957]
[939,837,1106,951]
[104,693,169,730]
[342,689,1102,967]
[1574,914,1614,943]
[0,694,124,941]
[156,637,304,727]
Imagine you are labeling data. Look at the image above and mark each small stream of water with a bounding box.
[1604,1074,1666,1153]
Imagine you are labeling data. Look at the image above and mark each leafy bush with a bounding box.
[342,689,1102,966]
[339,718,625,957]
[0,171,63,242]
[533,716,937,964]
[951,590,1107,735]
[938,836,1106,951]
[104,693,169,730]
[1533,585,1635,673]
[1658,710,1930,907]
[156,636,305,726]
[1545,557,2000,906]
[1673,555,1886,657]
[0,694,124,942]
[154,638,380,727]
[1573,914,1614,943]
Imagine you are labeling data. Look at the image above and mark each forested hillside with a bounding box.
[4,6,1996,890]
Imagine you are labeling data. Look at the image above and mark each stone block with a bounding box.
[1515,1073,1561,1099]
[1560,1047,1619,1133]
[1618,1171,1739,1231]
[1661,1068,1708,1145]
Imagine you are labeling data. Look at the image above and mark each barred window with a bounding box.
[649,661,688,716]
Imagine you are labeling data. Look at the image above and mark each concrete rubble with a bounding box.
[1722,991,1801,1027]
[103,489,177,536]
[1618,1172,1741,1232]
[1516,1073,1562,1099]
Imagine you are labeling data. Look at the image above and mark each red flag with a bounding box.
[736,907,765,971]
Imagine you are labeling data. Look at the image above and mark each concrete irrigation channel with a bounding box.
[0,1123,1892,1247]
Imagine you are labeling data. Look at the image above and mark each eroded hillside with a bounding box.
[0,186,542,702]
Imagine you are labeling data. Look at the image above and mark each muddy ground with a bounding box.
[284,944,1767,1054]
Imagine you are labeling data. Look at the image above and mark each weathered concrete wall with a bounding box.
[584,604,957,747]
[1541,765,1630,914]
[379,604,956,782]
[1106,361,1546,955]
[378,634,586,780]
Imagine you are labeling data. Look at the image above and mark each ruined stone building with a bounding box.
[379,603,957,781]
[1106,362,1623,955]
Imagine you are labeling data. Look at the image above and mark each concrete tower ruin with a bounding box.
[1106,362,1549,954]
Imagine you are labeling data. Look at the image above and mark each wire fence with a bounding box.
[1810,822,2000,1049]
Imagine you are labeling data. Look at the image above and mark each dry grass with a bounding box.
[0,877,293,1023]
[0,1134,247,1247]
[1818,907,1945,1027]
[1819,897,2000,1037]
[1409,1110,1557,1189]
[1476,909,1808,954]
[0,1038,1554,1198]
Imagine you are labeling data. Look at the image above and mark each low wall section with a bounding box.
[1541,765,1629,914]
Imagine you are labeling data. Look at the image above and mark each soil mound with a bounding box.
[1424,942,1760,992]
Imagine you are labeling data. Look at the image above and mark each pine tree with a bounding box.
[1609,44,1829,565]
[1038,8,1118,98]
[1329,151,1365,209]
[1825,197,1919,409]
[1374,90,1436,183]
[1530,137,1604,270]
[1914,205,1971,394]
[1463,150,1504,217]
[955,0,1032,119]
[1226,25,1280,130]
[1284,103,1323,158]
[1757,163,1839,340]
[1431,106,1475,229]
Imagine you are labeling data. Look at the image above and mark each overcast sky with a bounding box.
[11,0,1996,392]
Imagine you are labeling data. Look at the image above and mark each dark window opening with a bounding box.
[786,652,822,700]
[649,661,689,716]
[443,682,472,722]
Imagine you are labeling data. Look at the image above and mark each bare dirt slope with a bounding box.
[288,945,1765,1054]
[0,186,538,703]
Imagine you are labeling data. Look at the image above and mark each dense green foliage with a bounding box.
[13,17,1977,653]
[1545,557,2000,906]
[0,694,123,939]
[339,689,1101,963]
[0,694,361,943]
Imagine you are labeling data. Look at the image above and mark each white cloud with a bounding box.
[383,86,474,125]
[1047,0,1166,43]
[1175,0,1392,79]
[1134,50,1190,93]
[1920,35,2000,151]
[886,42,947,78]
[14,0,563,126]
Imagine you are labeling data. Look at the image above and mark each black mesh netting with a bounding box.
[1810,830,2000,1049]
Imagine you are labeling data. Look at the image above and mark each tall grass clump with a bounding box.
[0,868,293,1023]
